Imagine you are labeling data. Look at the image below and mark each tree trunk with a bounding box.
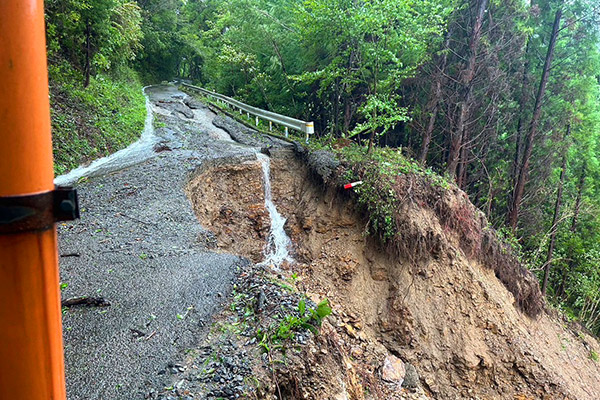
[508,7,562,230]
[457,126,471,189]
[557,161,586,299]
[510,39,531,193]
[84,19,91,88]
[343,98,352,135]
[419,31,452,165]
[367,109,376,154]
[541,124,569,296]
[333,79,340,136]
[570,162,585,232]
[271,39,296,110]
[446,0,488,178]
[367,60,379,154]
[343,48,356,136]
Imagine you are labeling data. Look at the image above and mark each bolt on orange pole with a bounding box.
[0,1,70,398]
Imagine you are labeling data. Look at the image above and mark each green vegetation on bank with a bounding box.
[50,64,146,175]
[45,0,147,175]
[174,0,600,334]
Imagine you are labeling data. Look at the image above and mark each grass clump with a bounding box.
[257,298,332,353]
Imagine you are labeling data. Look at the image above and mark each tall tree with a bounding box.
[446,0,488,178]
[541,124,570,295]
[508,5,562,230]
[419,30,452,165]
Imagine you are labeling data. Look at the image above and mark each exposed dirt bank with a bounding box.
[186,156,269,263]
[185,148,600,399]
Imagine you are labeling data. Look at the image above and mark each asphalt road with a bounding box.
[58,85,269,399]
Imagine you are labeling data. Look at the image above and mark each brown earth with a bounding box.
[186,149,600,400]
[186,156,270,263]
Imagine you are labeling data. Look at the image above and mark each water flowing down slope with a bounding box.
[184,148,600,400]
[55,87,158,186]
[257,153,294,268]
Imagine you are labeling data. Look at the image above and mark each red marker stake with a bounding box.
[344,181,364,190]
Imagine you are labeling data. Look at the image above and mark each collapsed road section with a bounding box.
[57,85,290,399]
[180,148,600,399]
[58,84,600,400]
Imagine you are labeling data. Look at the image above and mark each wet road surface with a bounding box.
[58,85,276,399]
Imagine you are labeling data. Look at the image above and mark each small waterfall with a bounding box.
[54,86,158,186]
[256,153,294,268]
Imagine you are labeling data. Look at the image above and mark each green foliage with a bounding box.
[497,227,525,258]
[322,142,450,240]
[179,0,455,135]
[50,63,146,174]
[46,0,143,81]
[46,0,147,174]
[45,0,600,336]
[258,298,332,353]
[350,94,410,140]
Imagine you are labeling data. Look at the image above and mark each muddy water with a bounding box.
[257,153,294,268]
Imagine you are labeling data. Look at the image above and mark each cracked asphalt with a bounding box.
[57,84,283,399]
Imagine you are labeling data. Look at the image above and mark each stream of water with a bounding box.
[256,153,294,268]
[54,86,159,186]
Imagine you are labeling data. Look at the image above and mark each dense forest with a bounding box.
[46,0,600,334]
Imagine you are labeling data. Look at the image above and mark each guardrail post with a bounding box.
[255,116,259,127]
[304,122,314,144]
[0,1,67,398]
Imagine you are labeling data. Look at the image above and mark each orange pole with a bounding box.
[0,1,67,399]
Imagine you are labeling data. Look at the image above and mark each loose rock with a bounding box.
[381,354,406,385]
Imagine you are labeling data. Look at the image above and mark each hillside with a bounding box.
[39,0,600,397]
[175,114,600,399]
[49,64,147,175]
[45,0,600,339]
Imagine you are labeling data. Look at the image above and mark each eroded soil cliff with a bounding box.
[182,147,600,399]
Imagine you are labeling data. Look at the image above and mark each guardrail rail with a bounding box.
[181,83,314,142]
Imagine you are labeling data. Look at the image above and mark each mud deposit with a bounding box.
[184,149,600,400]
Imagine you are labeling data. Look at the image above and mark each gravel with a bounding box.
[151,261,320,400]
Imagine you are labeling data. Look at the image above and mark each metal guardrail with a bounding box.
[181,83,314,142]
